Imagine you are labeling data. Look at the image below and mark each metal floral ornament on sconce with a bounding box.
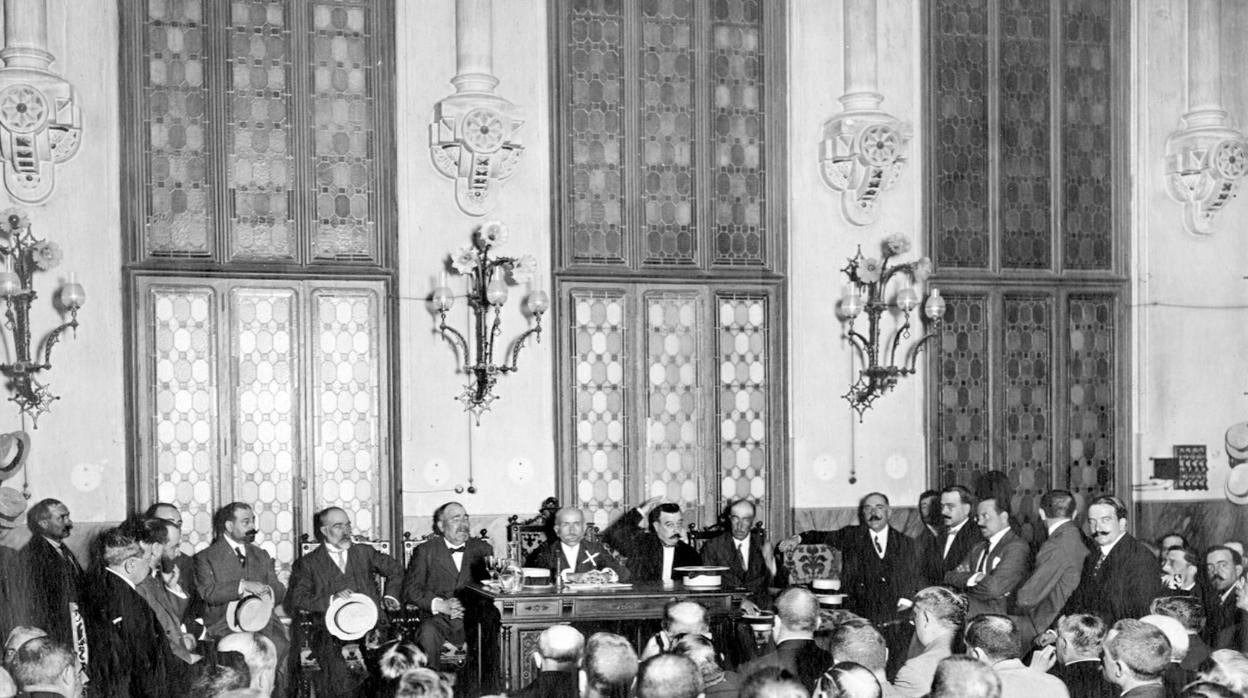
[839,234,944,419]
[0,208,85,424]
[431,221,548,421]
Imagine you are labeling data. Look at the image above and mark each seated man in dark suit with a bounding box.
[738,587,832,693]
[287,506,405,696]
[524,507,628,580]
[510,624,583,698]
[700,499,773,614]
[401,501,493,672]
[602,497,700,582]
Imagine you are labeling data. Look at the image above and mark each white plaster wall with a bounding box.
[787,0,930,512]
[1132,0,1248,503]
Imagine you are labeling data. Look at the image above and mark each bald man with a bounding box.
[510,624,584,698]
[636,654,704,698]
[524,507,629,581]
[738,587,832,692]
[641,600,710,659]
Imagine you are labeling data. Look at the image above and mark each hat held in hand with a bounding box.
[0,431,30,482]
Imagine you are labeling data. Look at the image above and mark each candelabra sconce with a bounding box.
[839,234,943,419]
[431,221,548,421]
[0,208,84,424]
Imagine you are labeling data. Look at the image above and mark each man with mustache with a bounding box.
[1063,494,1162,625]
[402,501,494,672]
[524,506,629,581]
[1201,545,1243,649]
[1160,546,1203,596]
[16,498,89,679]
[194,502,290,691]
[699,499,773,613]
[779,492,918,676]
[944,496,1030,618]
[603,497,701,582]
[935,485,984,581]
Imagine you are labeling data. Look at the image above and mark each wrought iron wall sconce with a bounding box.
[0,208,84,423]
[431,221,548,421]
[839,234,943,419]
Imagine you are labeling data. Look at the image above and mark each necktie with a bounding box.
[334,548,347,573]
[1093,551,1105,577]
[976,547,988,573]
[735,541,747,569]
[874,535,884,557]
[59,544,83,575]
[236,547,247,569]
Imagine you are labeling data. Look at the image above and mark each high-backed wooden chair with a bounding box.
[507,496,560,562]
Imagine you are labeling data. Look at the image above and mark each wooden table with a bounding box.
[467,581,748,692]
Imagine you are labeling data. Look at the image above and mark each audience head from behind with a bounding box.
[929,655,1000,698]
[555,507,588,547]
[636,654,703,698]
[773,587,820,644]
[648,502,685,547]
[670,633,728,690]
[973,498,1011,541]
[9,636,80,698]
[963,614,1021,665]
[218,631,277,696]
[1181,681,1240,698]
[1101,619,1171,691]
[394,667,453,698]
[1198,648,1248,695]
[532,624,584,672]
[1205,546,1243,594]
[1055,613,1108,665]
[27,498,73,542]
[857,493,890,533]
[4,626,48,667]
[911,586,967,649]
[827,618,887,681]
[726,499,758,541]
[214,502,258,545]
[100,526,153,586]
[187,663,249,698]
[580,631,638,698]
[739,666,809,698]
[1150,595,1206,637]
[314,506,353,549]
[812,661,881,698]
[1037,489,1077,524]
[918,490,941,531]
[1087,495,1129,549]
[432,501,472,546]
[664,601,710,638]
[938,486,974,530]
[144,501,184,528]
[1141,614,1189,663]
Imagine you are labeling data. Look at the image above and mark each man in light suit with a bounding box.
[944,496,1029,618]
[401,501,494,673]
[700,499,772,612]
[193,502,290,691]
[603,497,701,582]
[1064,495,1162,625]
[524,507,629,581]
[146,502,204,640]
[288,506,405,696]
[132,519,201,668]
[936,486,984,580]
[1012,489,1090,647]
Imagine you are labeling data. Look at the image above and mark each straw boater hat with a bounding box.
[0,486,25,528]
[0,431,30,482]
[1227,422,1248,462]
[1226,463,1248,506]
[226,594,274,633]
[325,592,379,641]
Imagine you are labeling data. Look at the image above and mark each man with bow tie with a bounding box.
[524,507,628,581]
[401,501,493,672]
[288,506,405,696]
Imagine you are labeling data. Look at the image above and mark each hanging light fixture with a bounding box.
[430,220,548,421]
[0,208,84,424]
[839,233,943,419]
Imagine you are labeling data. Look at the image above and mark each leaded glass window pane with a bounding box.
[642,291,704,509]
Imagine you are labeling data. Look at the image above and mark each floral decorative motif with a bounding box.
[883,233,911,256]
[477,219,509,248]
[30,241,61,271]
[0,85,49,134]
[451,245,478,275]
[0,208,28,234]
[858,258,882,283]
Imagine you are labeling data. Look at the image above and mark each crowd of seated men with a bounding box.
[7,486,1248,698]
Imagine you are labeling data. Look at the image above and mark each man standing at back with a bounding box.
[1012,489,1089,647]
[17,499,88,677]
[944,496,1030,618]
[1064,495,1162,624]
[936,486,984,580]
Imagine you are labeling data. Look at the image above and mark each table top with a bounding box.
[466,580,747,600]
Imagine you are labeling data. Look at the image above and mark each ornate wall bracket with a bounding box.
[0,0,82,204]
[820,97,911,226]
[428,0,524,216]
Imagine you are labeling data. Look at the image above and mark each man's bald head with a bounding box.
[775,587,820,634]
[636,654,703,698]
[663,601,709,636]
[931,655,1001,698]
[536,624,585,670]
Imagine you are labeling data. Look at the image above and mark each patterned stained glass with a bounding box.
[935,294,990,487]
[999,0,1050,269]
[143,0,213,257]
[309,1,378,261]
[311,289,384,546]
[709,0,766,266]
[571,291,629,529]
[1062,0,1114,270]
[717,295,767,503]
[1066,295,1115,496]
[644,292,703,511]
[567,0,626,265]
[227,2,295,261]
[639,0,696,266]
[150,286,218,555]
[230,288,298,578]
[933,0,990,269]
[1002,296,1051,539]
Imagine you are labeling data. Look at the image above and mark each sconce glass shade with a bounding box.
[0,271,19,297]
[527,290,550,315]
[60,282,86,310]
[895,286,919,312]
[432,285,455,311]
[840,288,864,318]
[485,278,509,306]
[925,288,946,321]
